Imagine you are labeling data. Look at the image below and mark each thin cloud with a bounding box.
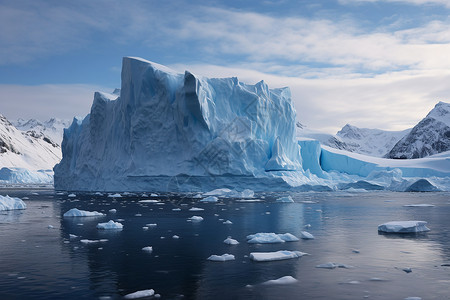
[338,0,450,7]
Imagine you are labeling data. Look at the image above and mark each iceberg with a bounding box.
[224,237,239,245]
[63,208,105,217]
[378,221,430,233]
[300,231,315,239]
[276,195,294,203]
[207,254,235,262]
[261,276,298,285]
[249,250,307,262]
[54,57,303,192]
[0,195,27,211]
[246,232,299,244]
[96,220,123,230]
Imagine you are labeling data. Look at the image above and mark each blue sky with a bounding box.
[1,0,450,133]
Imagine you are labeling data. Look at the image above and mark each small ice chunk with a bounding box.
[402,267,412,273]
[123,289,155,299]
[96,220,123,230]
[0,195,27,211]
[316,262,338,269]
[276,196,294,203]
[150,193,158,197]
[207,254,235,262]
[250,250,307,262]
[107,193,122,198]
[378,221,430,233]
[172,208,182,211]
[300,231,315,239]
[188,216,203,222]
[80,239,108,244]
[48,225,54,229]
[224,237,239,245]
[246,232,299,244]
[200,196,218,203]
[69,234,78,239]
[189,207,204,211]
[352,249,360,253]
[404,298,421,300]
[223,220,233,225]
[192,194,203,199]
[142,246,153,253]
[403,204,435,207]
[262,276,298,285]
[142,227,149,230]
[135,213,142,217]
[63,208,105,217]
[172,235,180,239]
[68,193,77,198]
[94,192,103,196]
[109,209,117,213]
[139,199,160,203]
[146,223,157,227]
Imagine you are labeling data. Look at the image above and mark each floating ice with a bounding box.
[0,195,27,211]
[80,239,108,244]
[139,199,160,203]
[123,289,155,299]
[262,276,298,285]
[405,179,439,192]
[63,208,105,217]
[189,207,204,211]
[404,297,421,300]
[316,262,353,269]
[109,209,117,213]
[250,250,307,262]
[188,216,203,222]
[378,221,430,233]
[276,196,294,203]
[403,204,435,207]
[200,196,218,203]
[172,235,180,239]
[146,223,157,227]
[150,193,158,197]
[107,193,122,198]
[204,188,254,198]
[142,246,153,253]
[300,231,315,239]
[172,208,181,211]
[68,193,76,198]
[96,220,123,230]
[223,220,233,225]
[224,237,239,245]
[247,232,299,243]
[207,254,235,262]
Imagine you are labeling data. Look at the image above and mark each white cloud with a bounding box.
[339,0,450,7]
[0,84,109,121]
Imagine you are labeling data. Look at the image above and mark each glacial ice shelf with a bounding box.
[53,57,450,192]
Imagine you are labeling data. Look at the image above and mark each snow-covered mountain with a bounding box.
[296,122,351,151]
[14,117,70,145]
[386,101,450,159]
[0,115,64,184]
[337,124,411,157]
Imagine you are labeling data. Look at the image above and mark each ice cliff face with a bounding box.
[386,102,450,159]
[54,57,302,191]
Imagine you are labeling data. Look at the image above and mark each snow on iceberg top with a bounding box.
[54,57,302,192]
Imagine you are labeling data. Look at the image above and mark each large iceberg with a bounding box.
[54,57,302,192]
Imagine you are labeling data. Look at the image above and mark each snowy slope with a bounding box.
[54,57,303,192]
[337,124,411,157]
[14,118,70,145]
[386,102,450,159]
[0,115,61,183]
[296,123,351,151]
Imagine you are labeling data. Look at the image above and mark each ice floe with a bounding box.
[189,207,204,211]
[96,220,123,230]
[207,254,235,261]
[316,262,353,269]
[188,216,203,222]
[403,204,435,207]
[378,221,430,233]
[123,289,155,299]
[223,220,233,225]
[224,237,239,245]
[107,193,122,198]
[142,246,153,253]
[0,195,26,211]
[300,231,315,239]
[261,276,298,285]
[250,250,307,262]
[63,208,105,217]
[246,232,299,243]
[200,196,219,203]
[276,196,294,203]
[80,239,108,244]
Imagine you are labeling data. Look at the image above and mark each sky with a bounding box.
[1,0,449,134]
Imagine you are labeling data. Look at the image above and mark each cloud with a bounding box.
[338,0,450,8]
[0,84,108,121]
[169,63,450,133]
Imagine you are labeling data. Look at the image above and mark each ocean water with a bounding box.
[1,189,450,300]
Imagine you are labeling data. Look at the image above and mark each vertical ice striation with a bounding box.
[54,57,302,191]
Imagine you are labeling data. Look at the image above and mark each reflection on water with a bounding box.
[0,189,450,299]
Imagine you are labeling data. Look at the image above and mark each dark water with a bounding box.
[1,189,450,300]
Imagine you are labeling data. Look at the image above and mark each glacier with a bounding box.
[54,57,450,192]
